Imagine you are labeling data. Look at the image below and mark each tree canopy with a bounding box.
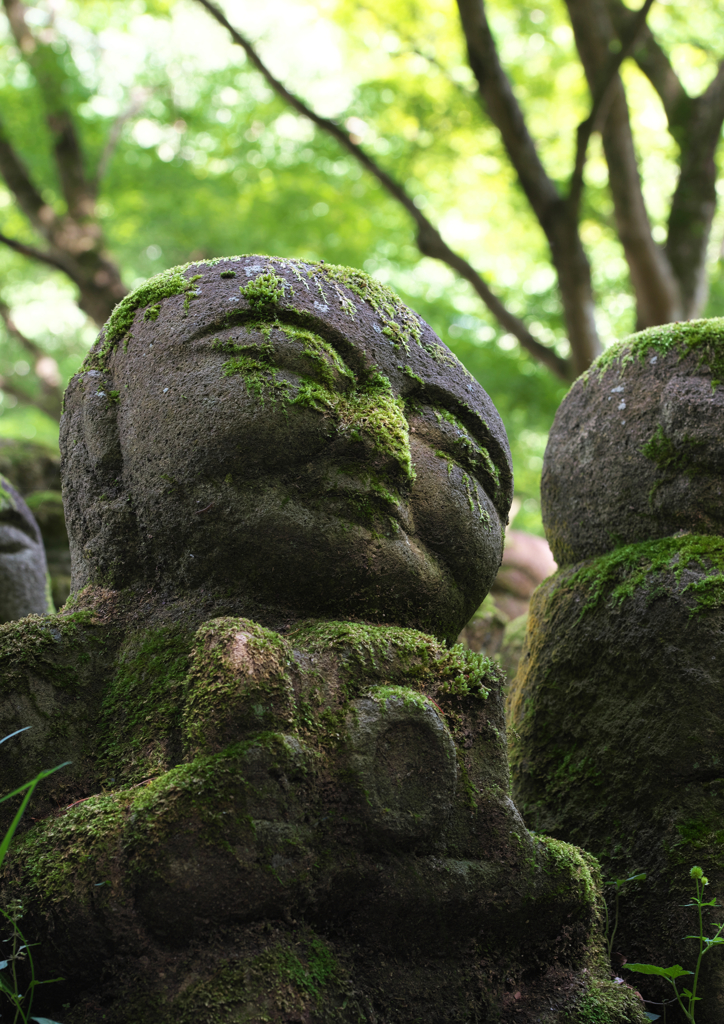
[1,0,724,533]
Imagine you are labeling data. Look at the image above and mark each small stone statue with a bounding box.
[0,474,51,623]
[509,319,724,1023]
[0,258,644,1023]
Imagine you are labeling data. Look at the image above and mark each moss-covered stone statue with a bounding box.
[0,474,52,623]
[509,319,724,1023]
[0,257,644,1024]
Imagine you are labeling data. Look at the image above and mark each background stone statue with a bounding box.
[0,258,644,1023]
[0,474,52,623]
[0,439,71,609]
[509,318,724,1023]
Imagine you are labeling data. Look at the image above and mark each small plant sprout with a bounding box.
[626,866,724,1023]
[0,728,69,1024]
[604,872,647,961]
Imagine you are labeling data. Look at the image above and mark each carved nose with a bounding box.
[345,688,457,846]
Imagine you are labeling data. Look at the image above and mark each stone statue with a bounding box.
[0,258,644,1023]
[509,319,724,1023]
[0,474,52,623]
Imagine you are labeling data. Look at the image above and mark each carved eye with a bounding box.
[0,526,32,554]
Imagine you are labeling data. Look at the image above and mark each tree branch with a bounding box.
[193,0,571,379]
[566,0,682,328]
[605,0,688,125]
[567,0,656,219]
[0,300,63,419]
[456,0,602,373]
[0,231,77,277]
[2,0,95,219]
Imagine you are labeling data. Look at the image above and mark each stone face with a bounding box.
[0,475,51,623]
[542,319,724,565]
[0,260,645,1023]
[60,257,513,644]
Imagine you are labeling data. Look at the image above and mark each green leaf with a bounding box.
[644,1014,661,1021]
[625,963,692,979]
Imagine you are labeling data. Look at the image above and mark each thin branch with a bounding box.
[193,0,570,379]
[0,232,77,278]
[3,0,95,218]
[95,87,150,185]
[605,0,688,123]
[456,0,559,224]
[0,301,63,418]
[0,300,43,360]
[567,0,656,219]
[0,118,51,233]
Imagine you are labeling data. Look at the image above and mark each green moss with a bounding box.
[92,268,204,366]
[536,834,601,910]
[365,684,437,712]
[98,625,195,784]
[182,617,297,753]
[163,927,358,1023]
[317,262,422,351]
[554,534,724,619]
[0,609,98,687]
[562,977,648,1023]
[8,787,129,903]
[239,270,288,311]
[585,317,724,384]
[434,409,500,488]
[288,620,495,702]
[641,424,706,501]
[217,328,414,485]
[219,269,236,278]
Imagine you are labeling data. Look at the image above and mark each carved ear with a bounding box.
[60,371,139,591]
[79,370,122,472]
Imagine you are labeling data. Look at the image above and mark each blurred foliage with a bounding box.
[0,0,723,534]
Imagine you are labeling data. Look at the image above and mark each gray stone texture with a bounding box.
[0,474,51,623]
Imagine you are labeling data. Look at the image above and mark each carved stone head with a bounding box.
[60,257,513,641]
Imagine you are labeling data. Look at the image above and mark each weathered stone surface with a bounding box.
[0,440,70,607]
[513,320,724,1023]
[542,319,724,565]
[508,537,724,1022]
[0,260,644,1023]
[0,475,51,623]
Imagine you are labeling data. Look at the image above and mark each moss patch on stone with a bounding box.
[182,618,298,755]
[98,624,195,784]
[554,534,724,619]
[162,928,359,1023]
[216,329,414,485]
[288,620,496,702]
[89,267,204,368]
[585,317,724,384]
